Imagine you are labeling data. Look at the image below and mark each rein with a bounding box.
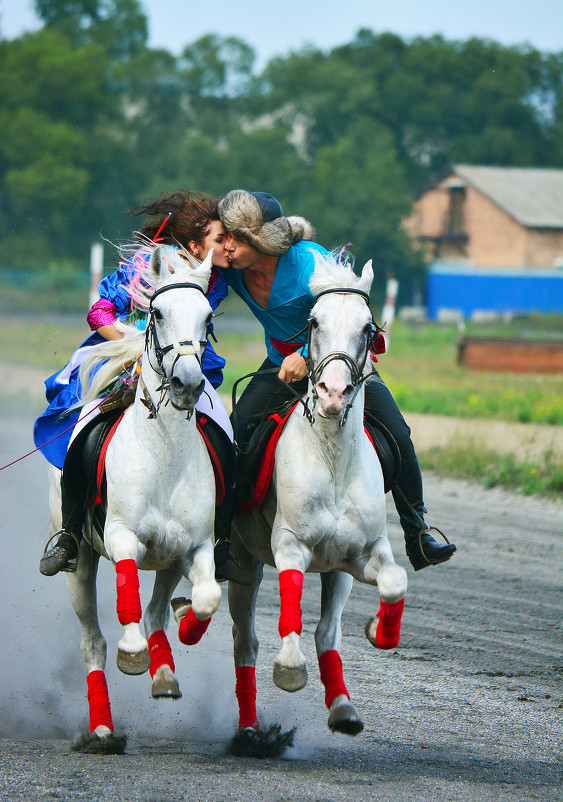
[142,280,210,419]
[305,287,383,426]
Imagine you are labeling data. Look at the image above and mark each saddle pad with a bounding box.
[94,411,227,508]
[236,407,401,515]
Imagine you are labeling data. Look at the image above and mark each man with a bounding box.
[218,189,456,570]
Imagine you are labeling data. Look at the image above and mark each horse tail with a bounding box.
[76,322,144,408]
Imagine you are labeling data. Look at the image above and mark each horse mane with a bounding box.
[308,250,362,296]
[76,322,144,408]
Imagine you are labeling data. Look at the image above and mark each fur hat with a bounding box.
[218,190,315,256]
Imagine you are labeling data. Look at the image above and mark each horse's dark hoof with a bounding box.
[227,724,296,758]
[328,699,364,736]
[116,647,150,675]
[71,731,127,754]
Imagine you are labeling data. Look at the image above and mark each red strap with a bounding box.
[375,597,404,649]
[115,558,141,625]
[148,629,175,677]
[178,606,211,645]
[95,411,126,505]
[235,666,258,729]
[87,670,114,733]
[196,416,225,505]
[278,569,304,638]
[318,650,350,709]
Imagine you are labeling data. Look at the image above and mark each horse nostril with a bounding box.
[317,381,328,395]
[344,384,354,397]
[170,376,184,393]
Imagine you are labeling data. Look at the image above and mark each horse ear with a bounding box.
[358,259,374,294]
[149,246,169,283]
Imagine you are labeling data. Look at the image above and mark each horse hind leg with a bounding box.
[66,543,126,754]
[144,568,182,700]
[316,572,363,736]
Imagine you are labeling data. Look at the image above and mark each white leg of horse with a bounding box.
[144,568,182,700]
[176,541,221,647]
[65,542,125,753]
[272,531,311,693]
[315,572,364,735]
[351,535,408,650]
[105,521,149,675]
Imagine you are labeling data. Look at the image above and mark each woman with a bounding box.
[37,190,248,583]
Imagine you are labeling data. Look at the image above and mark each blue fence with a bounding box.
[427,265,563,320]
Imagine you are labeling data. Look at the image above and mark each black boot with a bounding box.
[39,530,80,576]
[405,528,457,571]
[214,540,252,586]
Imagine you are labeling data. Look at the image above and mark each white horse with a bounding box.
[228,254,408,751]
[48,247,222,752]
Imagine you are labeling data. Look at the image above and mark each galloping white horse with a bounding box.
[48,247,222,752]
[229,254,407,747]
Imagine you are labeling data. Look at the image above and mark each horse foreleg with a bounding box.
[176,540,221,646]
[65,543,125,753]
[105,521,149,675]
[315,572,363,735]
[352,535,408,650]
[270,532,312,693]
[144,568,182,700]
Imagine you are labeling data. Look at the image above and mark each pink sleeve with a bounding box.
[87,298,118,331]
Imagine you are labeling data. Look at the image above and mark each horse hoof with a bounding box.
[328,699,364,736]
[272,660,308,693]
[365,617,378,648]
[151,674,182,700]
[228,724,296,758]
[171,596,191,625]
[71,731,127,754]
[116,647,150,675]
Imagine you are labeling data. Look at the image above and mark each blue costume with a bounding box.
[34,258,228,469]
[226,240,328,364]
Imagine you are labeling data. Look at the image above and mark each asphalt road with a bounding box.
[0,413,561,801]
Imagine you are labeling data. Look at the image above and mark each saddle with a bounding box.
[236,404,402,515]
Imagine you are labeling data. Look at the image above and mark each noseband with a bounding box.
[306,287,381,426]
[141,281,210,419]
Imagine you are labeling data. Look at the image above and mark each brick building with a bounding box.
[403,166,563,319]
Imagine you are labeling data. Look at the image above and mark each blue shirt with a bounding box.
[226,240,329,366]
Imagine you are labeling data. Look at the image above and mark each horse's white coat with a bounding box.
[229,255,407,729]
[48,247,222,732]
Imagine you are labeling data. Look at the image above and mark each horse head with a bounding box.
[308,254,374,421]
[145,246,214,412]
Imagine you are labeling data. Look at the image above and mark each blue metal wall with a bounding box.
[427,265,563,320]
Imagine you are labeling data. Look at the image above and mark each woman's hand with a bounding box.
[278,352,307,383]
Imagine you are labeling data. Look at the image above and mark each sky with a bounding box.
[1,0,562,68]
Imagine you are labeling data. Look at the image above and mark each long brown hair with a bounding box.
[129,190,220,246]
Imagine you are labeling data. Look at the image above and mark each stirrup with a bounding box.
[42,529,81,573]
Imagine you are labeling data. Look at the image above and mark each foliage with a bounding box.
[1,8,561,296]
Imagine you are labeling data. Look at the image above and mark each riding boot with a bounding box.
[391,445,456,570]
[40,442,89,577]
[213,489,252,586]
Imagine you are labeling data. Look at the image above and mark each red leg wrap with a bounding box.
[278,569,304,638]
[235,666,258,730]
[87,670,114,733]
[148,629,175,678]
[375,597,405,650]
[178,606,211,645]
[318,650,350,709]
[115,559,142,625]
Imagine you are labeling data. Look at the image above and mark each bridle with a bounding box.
[140,281,211,419]
[304,287,383,426]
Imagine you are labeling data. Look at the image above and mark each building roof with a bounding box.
[453,165,563,229]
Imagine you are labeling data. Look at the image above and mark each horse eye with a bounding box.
[152,308,163,321]
[309,318,319,329]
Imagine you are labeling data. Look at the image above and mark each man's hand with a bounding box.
[278,352,307,383]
